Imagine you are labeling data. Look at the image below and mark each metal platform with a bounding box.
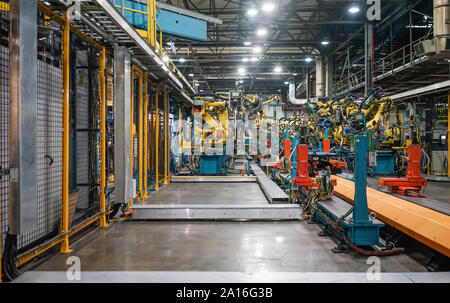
[171,176,257,183]
[131,204,302,220]
[251,163,289,204]
[317,196,384,226]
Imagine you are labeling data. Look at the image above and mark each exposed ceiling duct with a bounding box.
[287,83,308,105]
[414,0,450,59]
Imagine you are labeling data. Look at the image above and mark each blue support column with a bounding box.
[353,135,370,224]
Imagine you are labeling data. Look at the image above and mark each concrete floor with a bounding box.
[30,221,426,273]
[144,183,268,205]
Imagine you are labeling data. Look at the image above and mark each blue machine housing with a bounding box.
[199,154,227,175]
[112,0,207,41]
[369,151,395,176]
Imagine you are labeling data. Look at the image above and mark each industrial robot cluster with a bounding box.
[272,86,429,200]
[170,86,430,253]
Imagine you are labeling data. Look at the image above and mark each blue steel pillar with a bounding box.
[353,135,370,224]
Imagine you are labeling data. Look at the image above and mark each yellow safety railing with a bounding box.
[335,34,429,93]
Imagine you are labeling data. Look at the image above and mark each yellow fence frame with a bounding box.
[11,4,109,268]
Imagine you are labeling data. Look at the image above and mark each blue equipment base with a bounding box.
[315,197,384,246]
[199,154,227,175]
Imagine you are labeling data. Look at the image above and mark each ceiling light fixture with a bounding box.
[251,57,258,62]
[321,41,330,45]
[179,58,186,63]
[262,3,275,13]
[257,28,267,36]
[253,46,262,53]
[247,9,258,16]
[242,58,249,62]
[244,41,252,46]
[274,66,282,73]
[189,73,194,77]
[348,5,360,14]
[284,81,289,85]
[238,67,246,74]
[305,57,313,62]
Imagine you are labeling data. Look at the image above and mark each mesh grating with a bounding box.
[18,16,64,250]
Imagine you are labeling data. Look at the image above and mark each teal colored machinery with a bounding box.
[199,155,227,175]
[314,135,385,246]
[112,0,207,41]
[368,151,395,176]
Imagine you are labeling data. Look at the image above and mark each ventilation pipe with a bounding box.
[315,56,326,98]
[288,83,308,105]
[434,0,450,38]
[414,0,450,59]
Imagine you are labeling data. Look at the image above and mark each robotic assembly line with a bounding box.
[2,0,450,284]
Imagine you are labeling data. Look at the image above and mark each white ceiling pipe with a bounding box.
[288,83,308,105]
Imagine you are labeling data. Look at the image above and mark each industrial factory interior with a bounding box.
[1,0,450,287]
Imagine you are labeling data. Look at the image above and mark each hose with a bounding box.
[2,233,20,281]
[346,239,405,256]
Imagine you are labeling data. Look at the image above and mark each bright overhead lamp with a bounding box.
[244,41,252,46]
[239,80,244,83]
[247,8,258,16]
[250,57,258,62]
[195,83,200,86]
[284,81,289,85]
[293,73,298,76]
[305,57,313,62]
[348,5,360,14]
[274,66,282,73]
[189,73,194,77]
[253,46,262,53]
[257,28,267,36]
[179,58,186,63]
[262,3,275,13]
[238,67,246,74]
[242,58,249,62]
[321,41,330,45]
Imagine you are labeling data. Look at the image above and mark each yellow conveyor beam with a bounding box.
[333,176,450,257]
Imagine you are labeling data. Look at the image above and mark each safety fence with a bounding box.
[0,1,174,282]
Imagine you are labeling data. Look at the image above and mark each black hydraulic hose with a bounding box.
[347,240,405,256]
[2,233,20,281]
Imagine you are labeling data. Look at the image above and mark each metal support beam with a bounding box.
[60,10,71,253]
[326,55,334,98]
[155,86,160,190]
[365,22,374,95]
[114,46,134,204]
[99,47,107,227]
[9,0,38,235]
[144,73,149,197]
[164,88,169,185]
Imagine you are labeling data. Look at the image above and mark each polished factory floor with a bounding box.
[30,221,426,273]
[144,183,268,205]
[23,180,449,281]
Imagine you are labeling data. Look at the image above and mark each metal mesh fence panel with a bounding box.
[18,14,64,250]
